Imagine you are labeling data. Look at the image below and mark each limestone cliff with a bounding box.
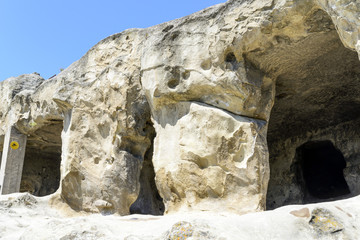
[0,0,360,239]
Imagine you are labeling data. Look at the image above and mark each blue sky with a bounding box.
[0,0,225,81]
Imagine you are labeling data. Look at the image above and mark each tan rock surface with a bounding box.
[316,0,360,54]
[0,0,359,221]
[50,29,156,215]
[152,102,268,214]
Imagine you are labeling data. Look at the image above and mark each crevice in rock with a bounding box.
[130,120,165,215]
[195,100,268,123]
[0,135,4,167]
[20,120,63,196]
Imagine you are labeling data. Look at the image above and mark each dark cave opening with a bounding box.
[297,141,350,201]
[130,120,164,215]
[246,8,360,210]
[20,120,63,196]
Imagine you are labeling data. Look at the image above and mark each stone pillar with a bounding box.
[0,126,27,194]
[151,102,269,215]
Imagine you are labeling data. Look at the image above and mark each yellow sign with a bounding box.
[10,141,19,150]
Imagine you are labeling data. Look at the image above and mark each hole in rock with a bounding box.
[168,78,180,89]
[297,141,350,201]
[241,9,360,209]
[225,52,239,70]
[170,31,180,41]
[225,52,236,63]
[201,59,212,70]
[130,120,164,215]
[182,70,190,80]
[167,66,181,89]
[20,120,63,196]
[162,25,174,33]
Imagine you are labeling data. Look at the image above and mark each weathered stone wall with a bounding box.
[263,5,360,209]
[50,29,157,215]
[0,0,359,216]
[316,0,360,54]
[150,102,268,214]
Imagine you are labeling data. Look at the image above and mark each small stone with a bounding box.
[309,208,343,234]
[94,200,112,208]
[166,221,194,240]
[290,208,310,218]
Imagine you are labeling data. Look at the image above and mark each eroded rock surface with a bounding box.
[152,102,268,214]
[51,30,155,215]
[0,0,360,219]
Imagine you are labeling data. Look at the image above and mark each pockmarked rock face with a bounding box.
[1,0,360,217]
[51,30,158,215]
[152,102,268,214]
[0,31,160,215]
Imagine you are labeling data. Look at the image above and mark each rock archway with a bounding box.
[20,120,63,196]
[261,9,360,209]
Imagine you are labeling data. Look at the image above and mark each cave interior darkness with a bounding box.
[20,120,63,196]
[242,9,360,209]
[297,141,350,202]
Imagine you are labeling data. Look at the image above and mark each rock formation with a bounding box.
[0,0,359,233]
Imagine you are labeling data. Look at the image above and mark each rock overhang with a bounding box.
[0,0,359,218]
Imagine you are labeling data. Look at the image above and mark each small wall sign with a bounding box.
[10,141,19,150]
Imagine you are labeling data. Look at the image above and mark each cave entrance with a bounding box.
[20,120,63,196]
[130,120,164,215]
[297,141,350,202]
[241,8,360,209]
